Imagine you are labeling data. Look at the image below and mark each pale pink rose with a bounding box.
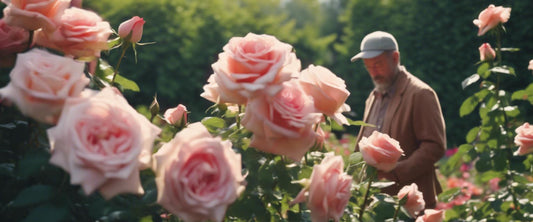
[358,131,404,172]
[528,60,533,71]
[415,209,445,222]
[514,122,533,155]
[241,79,322,161]
[153,122,245,222]
[118,16,145,43]
[478,43,496,62]
[473,4,511,36]
[299,64,351,124]
[0,48,89,124]
[397,183,425,218]
[34,7,112,58]
[163,104,187,126]
[291,153,352,222]
[1,0,70,31]
[0,18,29,67]
[200,74,227,103]
[209,32,301,105]
[47,87,161,199]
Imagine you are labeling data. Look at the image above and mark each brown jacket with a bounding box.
[355,67,446,208]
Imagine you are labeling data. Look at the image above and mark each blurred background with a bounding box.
[2,0,533,149]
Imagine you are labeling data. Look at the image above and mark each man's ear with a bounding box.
[393,51,400,64]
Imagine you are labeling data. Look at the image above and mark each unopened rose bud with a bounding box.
[164,104,188,126]
[118,16,145,43]
[478,43,496,62]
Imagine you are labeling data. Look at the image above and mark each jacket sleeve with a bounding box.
[393,88,446,183]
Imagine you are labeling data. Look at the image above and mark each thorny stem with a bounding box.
[359,168,376,220]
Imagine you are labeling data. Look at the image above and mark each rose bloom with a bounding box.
[206,32,301,105]
[0,18,29,67]
[34,7,112,59]
[299,64,351,125]
[358,131,404,172]
[241,79,322,161]
[0,48,89,124]
[415,209,445,222]
[1,0,70,31]
[397,183,425,218]
[163,104,187,126]
[478,43,496,62]
[47,87,161,199]
[528,60,533,71]
[514,122,533,155]
[473,4,511,36]
[118,16,145,43]
[153,122,245,222]
[291,153,352,222]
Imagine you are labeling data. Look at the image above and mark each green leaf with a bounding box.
[490,66,516,76]
[500,47,520,52]
[22,203,68,222]
[12,185,55,207]
[107,37,123,50]
[348,119,374,127]
[201,117,226,132]
[465,127,480,143]
[113,74,140,92]
[460,95,480,117]
[16,150,50,178]
[348,152,364,165]
[462,74,480,89]
[477,62,491,79]
[371,181,395,189]
[503,106,520,117]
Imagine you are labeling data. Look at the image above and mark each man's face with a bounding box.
[363,51,398,92]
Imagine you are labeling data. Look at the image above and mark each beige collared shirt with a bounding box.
[361,77,397,138]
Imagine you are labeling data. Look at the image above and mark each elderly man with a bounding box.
[352,31,446,209]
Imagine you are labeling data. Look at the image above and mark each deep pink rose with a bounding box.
[415,209,445,222]
[397,183,425,218]
[473,4,511,36]
[0,18,29,67]
[292,153,352,222]
[206,32,301,105]
[34,7,112,58]
[153,122,245,222]
[478,43,496,62]
[1,0,70,31]
[47,87,161,199]
[0,48,89,124]
[163,104,187,126]
[299,64,351,125]
[118,16,145,43]
[514,122,533,155]
[241,79,322,161]
[358,131,404,172]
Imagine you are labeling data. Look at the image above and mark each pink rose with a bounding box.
[397,183,425,218]
[528,60,533,71]
[118,16,145,43]
[163,104,187,126]
[489,177,501,191]
[1,0,70,31]
[0,48,89,124]
[299,65,351,125]
[34,7,112,58]
[473,4,511,36]
[514,122,533,155]
[241,79,322,161]
[478,43,496,62]
[358,131,404,172]
[292,153,352,222]
[207,32,301,105]
[415,209,445,222]
[0,18,29,67]
[47,87,161,199]
[153,122,245,222]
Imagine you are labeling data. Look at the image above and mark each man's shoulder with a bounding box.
[403,70,435,94]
